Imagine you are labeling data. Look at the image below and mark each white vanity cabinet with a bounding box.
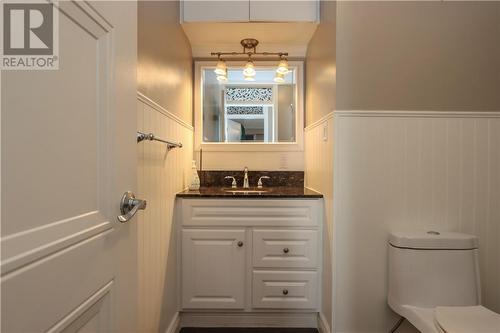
[181,1,319,23]
[179,198,322,312]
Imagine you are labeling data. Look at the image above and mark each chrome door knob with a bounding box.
[117,191,147,223]
[282,289,289,295]
[283,248,290,254]
[237,241,244,247]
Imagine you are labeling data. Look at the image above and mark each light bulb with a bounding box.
[243,60,256,77]
[276,58,289,74]
[214,59,227,75]
[244,74,255,81]
[274,72,285,83]
[216,74,228,82]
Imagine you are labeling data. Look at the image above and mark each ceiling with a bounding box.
[181,22,319,58]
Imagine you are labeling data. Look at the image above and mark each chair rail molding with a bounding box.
[334,110,500,118]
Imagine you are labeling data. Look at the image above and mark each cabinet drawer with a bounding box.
[253,229,318,268]
[181,199,320,227]
[252,271,318,309]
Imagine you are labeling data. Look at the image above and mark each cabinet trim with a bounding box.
[181,199,321,227]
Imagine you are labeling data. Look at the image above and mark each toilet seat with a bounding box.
[434,306,500,333]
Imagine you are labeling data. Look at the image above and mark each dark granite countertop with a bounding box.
[176,187,323,199]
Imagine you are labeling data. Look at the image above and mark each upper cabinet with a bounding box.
[181,0,319,23]
[249,1,318,22]
[182,1,249,22]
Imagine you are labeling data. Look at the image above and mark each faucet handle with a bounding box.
[257,176,270,189]
[224,176,237,188]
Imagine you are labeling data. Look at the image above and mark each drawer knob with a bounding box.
[283,248,290,254]
[237,241,244,247]
[282,289,289,295]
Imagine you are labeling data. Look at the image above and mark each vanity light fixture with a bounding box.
[243,57,256,77]
[211,38,288,82]
[214,56,227,76]
[276,55,289,74]
[216,74,228,82]
[244,74,255,81]
[274,72,285,83]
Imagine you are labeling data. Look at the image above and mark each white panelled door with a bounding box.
[1,1,138,332]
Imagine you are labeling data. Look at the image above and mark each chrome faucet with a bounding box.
[224,176,237,188]
[243,167,249,188]
[257,176,270,189]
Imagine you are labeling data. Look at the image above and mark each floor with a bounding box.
[179,329,318,333]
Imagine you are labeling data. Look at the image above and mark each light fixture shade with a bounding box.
[214,59,227,75]
[276,58,289,74]
[244,74,255,81]
[274,72,285,83]
[243,60,256,76]
[216,74,228,82]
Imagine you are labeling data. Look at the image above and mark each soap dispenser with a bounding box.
[189,160,200,190]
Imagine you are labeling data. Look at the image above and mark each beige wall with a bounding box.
[137,2,194,332]
[336,1,500,111]
[305,0,336,126]
[138,0,193,124]
[304,1,337,330]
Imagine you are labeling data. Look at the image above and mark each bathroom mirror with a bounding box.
[195,61,304,151]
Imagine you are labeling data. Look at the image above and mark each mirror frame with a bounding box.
[194,60,304,152]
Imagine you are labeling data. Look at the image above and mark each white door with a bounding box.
[1,1,139,332]
[182,229,246,309]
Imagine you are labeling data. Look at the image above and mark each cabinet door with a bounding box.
[182,229,246,309]
[182,1,249,22]
[249,0,318,22]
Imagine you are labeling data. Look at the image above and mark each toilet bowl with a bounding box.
[387,231,500,332]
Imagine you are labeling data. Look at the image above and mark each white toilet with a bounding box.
[388,231,500,332]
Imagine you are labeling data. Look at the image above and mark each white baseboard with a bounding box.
[318,312,331,333]
[165,312,181,333]
[180,312,318,328]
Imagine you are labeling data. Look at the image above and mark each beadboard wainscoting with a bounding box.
[137,93,194,333]
[305,112,335,333]
[333,111,500,333]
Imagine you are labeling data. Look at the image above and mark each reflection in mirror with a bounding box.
[202,68,296,143]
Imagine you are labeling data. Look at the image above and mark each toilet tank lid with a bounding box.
[389,231,478,250]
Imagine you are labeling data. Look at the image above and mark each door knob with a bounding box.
[283,248,290,254]
[237,241,244,247]
[117,191,147,223]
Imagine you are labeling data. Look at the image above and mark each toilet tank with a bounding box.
[388,231,481,310]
